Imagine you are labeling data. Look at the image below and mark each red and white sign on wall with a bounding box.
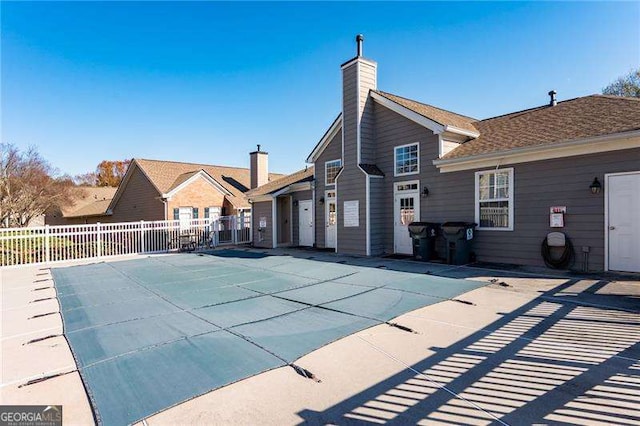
[549,206,566,228]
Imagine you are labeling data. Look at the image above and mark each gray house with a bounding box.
[250,36,640,273]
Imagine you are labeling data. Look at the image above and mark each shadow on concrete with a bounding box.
[294,278,640,425]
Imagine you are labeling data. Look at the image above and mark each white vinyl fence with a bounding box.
[0,215,252,267]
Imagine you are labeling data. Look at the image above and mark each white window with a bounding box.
[325,159,341,185]
[475,168,514,231]
[394,143,419,176]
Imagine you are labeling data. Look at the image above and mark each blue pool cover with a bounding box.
[51,250,485,425]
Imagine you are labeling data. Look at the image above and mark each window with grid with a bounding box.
[475,168,514,230]
[394,143,419,176]
[325,160,341,185]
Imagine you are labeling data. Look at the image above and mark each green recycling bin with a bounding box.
[441,222,477,265]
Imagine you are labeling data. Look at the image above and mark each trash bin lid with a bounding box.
[441,222,477,236]
[408,222,440,238]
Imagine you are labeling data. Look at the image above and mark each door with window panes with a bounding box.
[394,182,420,254]
[325,191,337,248]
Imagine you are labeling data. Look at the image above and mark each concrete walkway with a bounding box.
[2,250,639,425]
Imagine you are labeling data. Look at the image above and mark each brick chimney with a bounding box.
[249,144,268,189]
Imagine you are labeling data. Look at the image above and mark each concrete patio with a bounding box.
[2,249,639,425]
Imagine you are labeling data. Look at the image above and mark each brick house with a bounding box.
[57,149,283,225]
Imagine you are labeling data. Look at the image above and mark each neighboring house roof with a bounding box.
[442,95,640,160]
[246,166,315,198]
[372,90,479,134]
[65,199,113,218]
[111,159,286,210]
[61,186,117,218]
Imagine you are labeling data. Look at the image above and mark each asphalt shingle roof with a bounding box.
[62,186,117,218]
[245,167,315,198]
[443,95,640,159]
[135,159,286,208]
[374,90,479,134]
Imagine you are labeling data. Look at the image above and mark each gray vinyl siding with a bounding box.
[374,102,640,269]
[369,177,385,256]
[314,131,342,248]
[338,60,368,255]
[251,200,273,248]
[448,148,640,271]
[336,166,368,255]
[373,103,440,254]
[291,190,312,246]
[359,61,377,165]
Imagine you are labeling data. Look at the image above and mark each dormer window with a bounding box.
[394,143,419,176]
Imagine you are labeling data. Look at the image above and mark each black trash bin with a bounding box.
[441,222,477,265]
[408,222,440,261]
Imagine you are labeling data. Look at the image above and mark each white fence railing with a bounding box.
[0,215,252,267]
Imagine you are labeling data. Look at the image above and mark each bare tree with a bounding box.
[0,144,79,227]
[73,171,99,186]
[603,68,640,98]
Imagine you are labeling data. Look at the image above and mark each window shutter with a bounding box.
[204,207,210,219]
[193,207,199,219]
[173,208,179,220]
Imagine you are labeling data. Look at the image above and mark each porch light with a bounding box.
[319,196,325,205]
[422,186,429,198]
[589,177,602,194]
[293,200,299,207]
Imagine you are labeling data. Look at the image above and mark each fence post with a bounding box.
[44,225,50,264]
[140,220,145,253]
[232,215,237,244]
[96,222,102,259]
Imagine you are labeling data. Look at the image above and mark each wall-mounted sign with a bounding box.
[549,206,566,228]
[343,201,359,227]
[259,217,267,229]
[550,213,564,228]
[550,206,567,214]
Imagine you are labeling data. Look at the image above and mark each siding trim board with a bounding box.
[434,131,640,173]
[306,115,342,163]
[162,170,231,198]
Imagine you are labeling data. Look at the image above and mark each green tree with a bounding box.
[602,68,640,98]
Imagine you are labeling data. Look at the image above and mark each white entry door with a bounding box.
[178,207,192,232]
[608,172,640,272]
[325,192,337,249]
[394,182,420,255]
[298,200,314,247]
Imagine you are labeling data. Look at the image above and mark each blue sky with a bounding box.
[2,1,638,177]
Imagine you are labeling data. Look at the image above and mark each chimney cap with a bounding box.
[548,89,557,106]
[249,144,268,155]
[356,34,364,57]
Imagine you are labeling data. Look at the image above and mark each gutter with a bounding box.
[433,129,640,171]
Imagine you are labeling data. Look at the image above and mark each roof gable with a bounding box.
[162,170,232,198]
[371,91,480,137]
[109,158,286,210]
[306,114,342,163]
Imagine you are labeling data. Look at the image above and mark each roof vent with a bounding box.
[356,34,364,57]
[548,90,557,106]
